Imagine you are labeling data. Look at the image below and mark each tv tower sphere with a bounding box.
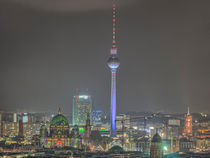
[107,54,120,69]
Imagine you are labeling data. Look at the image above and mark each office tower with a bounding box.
[13,113,17,122]
[19,119,24,138]
[72,92,92,125]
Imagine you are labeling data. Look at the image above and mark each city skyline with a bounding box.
[1,0,210,114]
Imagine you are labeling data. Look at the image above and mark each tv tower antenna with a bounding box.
[112,1,117,49]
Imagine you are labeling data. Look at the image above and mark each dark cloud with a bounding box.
[0,0,210,114]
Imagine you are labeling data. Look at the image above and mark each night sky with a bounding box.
[0,0,210,114]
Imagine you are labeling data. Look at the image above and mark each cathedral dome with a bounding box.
[50,108,69,127]
[151,133,162,143]
[50,114,69,127]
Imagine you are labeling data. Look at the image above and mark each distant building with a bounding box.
[195,137,210,151]
[179,137,195,152]
[92,110,103,125]
[183,107,192,136]
[1,112,14,122]
[72,92,92,126]
[135,137,150,152]
[13,113,17,123]
[40,125,48,147]
[116,114,130,130]
[22,113,29,123]
[83,113,91,145]
[2,122,19,137]
[150,133,163,158]
[19,120,24,138]
[23,123,40,140]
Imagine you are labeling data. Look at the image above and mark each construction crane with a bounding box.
[115,116,150,149]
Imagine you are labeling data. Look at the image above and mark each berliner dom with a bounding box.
[40,108,79,148]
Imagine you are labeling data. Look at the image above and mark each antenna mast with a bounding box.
[112,1,117,48]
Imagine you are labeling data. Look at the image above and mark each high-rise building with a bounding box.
[107,1,120,137]
[183,107,192,136]
[13,113,17,123]
[22,113,29,123]
[19,119,24,138]
[72,92,92,125]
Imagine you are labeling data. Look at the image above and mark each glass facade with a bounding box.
[72,92,92,126]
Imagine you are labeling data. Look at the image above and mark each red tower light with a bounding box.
[183,107,192,136]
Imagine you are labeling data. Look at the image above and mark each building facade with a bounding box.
[72,92,92,126]
[40,108,71,148]
[183,107,192,136]
[2,122,19,137]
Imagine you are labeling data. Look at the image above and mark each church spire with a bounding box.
[58,107,62,114]
[187,106,190,115]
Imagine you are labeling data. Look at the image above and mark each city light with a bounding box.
[163,146,168,151]
[78,95,89,99]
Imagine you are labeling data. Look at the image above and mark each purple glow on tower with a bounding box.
[107,1,120,137]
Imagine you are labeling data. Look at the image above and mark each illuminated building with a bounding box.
[179,137,195,152]
[19,120,24,138]
[2,112,13,122]
[22,113,29,123]
[13,113,17,123]
[2,122,19,137]
[83,113,91,145]
[116,114,130,130]
[195,135,210,150]
[92,110,107,126]
[73,92,92,125]
[70,125,82,148]
[135,137,150,152]
[183,107,192,136]
[150,133,163,158]
[40,125,48,147]
[23,123,40,141]
[107,1,120,137]
[40,108,71,148]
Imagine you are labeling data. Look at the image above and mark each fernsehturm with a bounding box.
[107,1,120,137]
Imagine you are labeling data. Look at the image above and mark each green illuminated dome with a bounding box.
[50,108,69,127]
